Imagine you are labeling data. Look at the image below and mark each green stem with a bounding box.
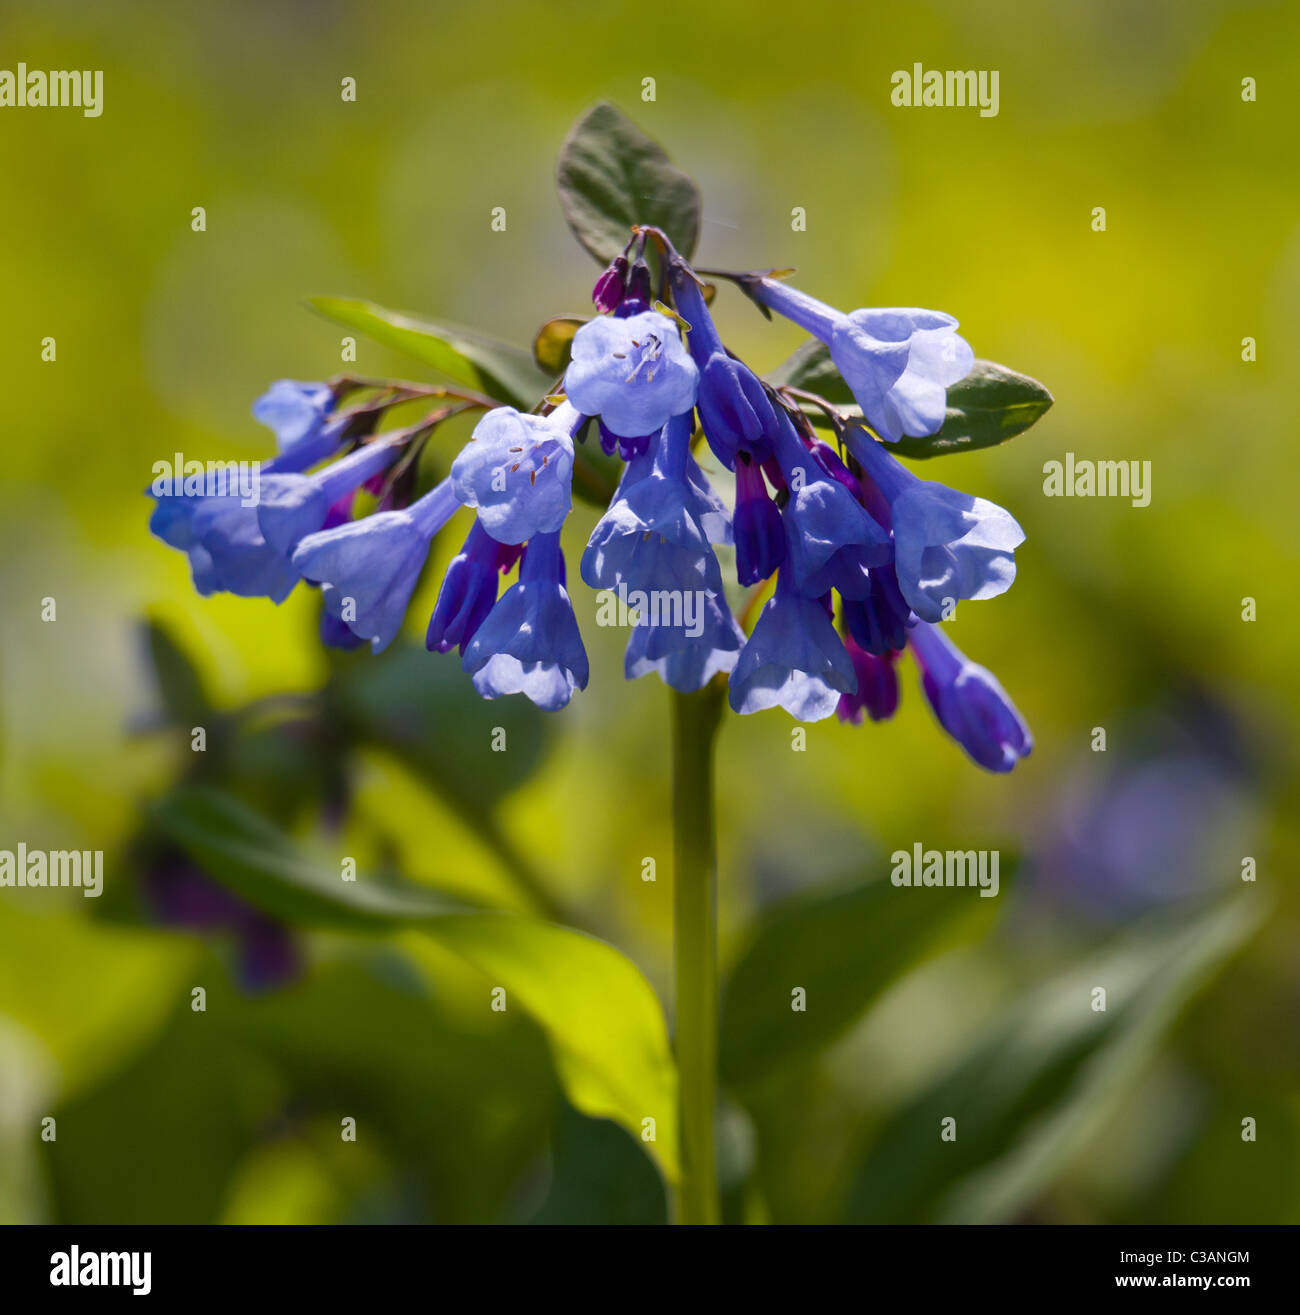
[670,682,724,1225]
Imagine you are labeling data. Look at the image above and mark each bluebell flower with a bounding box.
[909,622,1032,772]
[253,380,337,456]
[564,310,698,439]
[451,404,577,544]
[581,412,723,597]
[728,568,857,721]
[733,454,786,586]
[844,426,1024,623]
[756,280,973,443]
[837,639,900,725]
[427,520,521,655]
[672,268,779,467]
[462,530,589,710]
[257,436,402,557]
[292,478,459,652]
[625,591,744,693]
[148,416,348,602]
[769,411,891,598]
[841,565,911,655]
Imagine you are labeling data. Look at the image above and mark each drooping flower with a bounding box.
[756,280,973,443]
[581,412,724,604]
[564,310,698,439]
[292,478,459,652]
[256,435,403,557]
[672,267,779,467]
[728,567,857,720]
[451,404,578,544]
[148,416,349,602]
[837,639,900,725]
[625,591,744,693]
[252,380,338,456]
[909,621,1032,772]
[426,519,521,655]
[769,410,891,598]
[844,426,1024,623]
[462,530,589,710]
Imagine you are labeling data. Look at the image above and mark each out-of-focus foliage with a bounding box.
[1,0,1296,1225]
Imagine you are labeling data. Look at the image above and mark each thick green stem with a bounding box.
[670,682,724,1225]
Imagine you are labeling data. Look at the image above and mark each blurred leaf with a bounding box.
[151,787,469,930]
[556,102,701,263]
[328,644,549,817]
[44,1009,262,1223]
[405,918,679,1182]
[522,1104,668,1224]
[533,315,586,375]
[892,361,1055,459]
[141,617,209,725]
[225,952,557,1222]
[768,346,1053,456]
[842,896,1262,1223]
[151,787,679,1182]
[721,874,985,1087]
[309,297,551,408]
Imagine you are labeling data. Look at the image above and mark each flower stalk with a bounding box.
[670,681,725,1225]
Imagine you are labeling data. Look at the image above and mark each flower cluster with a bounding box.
[149,231,1032,771]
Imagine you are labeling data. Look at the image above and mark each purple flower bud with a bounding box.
[837,639,900,724]
[909,622,1032,772]
[733,455,785,586]
[592,256,629,313]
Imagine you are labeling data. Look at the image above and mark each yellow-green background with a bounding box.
[1,0,1296,1223]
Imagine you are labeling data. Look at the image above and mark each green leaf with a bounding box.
[721,873,991,1087]
[150,786,467,930]
[309,296,551,408]
[556,102,701,264]
[532,315,586,376]
[405,919,679,1182]
[767,345,1054,457]
[151,785,680,1182]
[842,897,1262,1223]
[893,360,1054,459]
[141,617,210,725]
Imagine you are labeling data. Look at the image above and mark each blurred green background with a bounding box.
[1,0,1297,1224]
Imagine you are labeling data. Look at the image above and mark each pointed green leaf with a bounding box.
[842,897,1262,1223]
[405,919,679,1181]
[768,345,1053,456]
[893,360,1055,458]
[556,102,701,263]
[309,296,551,408]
